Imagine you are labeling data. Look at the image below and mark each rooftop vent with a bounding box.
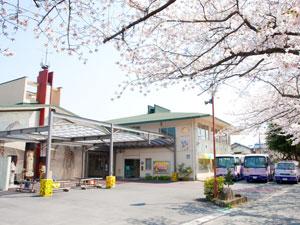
[147,105,170,114]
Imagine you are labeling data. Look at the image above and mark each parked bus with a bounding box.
[243,154,273,182]
[216,154,244,180]
[274,161,300,184]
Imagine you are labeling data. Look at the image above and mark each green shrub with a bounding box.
[224,169,234,188]
[158,175,171,181]
[178,163,193,180]
[204,176,225,200]
[145,175,153,180]
[144,175,171,181]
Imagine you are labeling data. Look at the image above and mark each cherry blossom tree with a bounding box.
[1,0,300,141]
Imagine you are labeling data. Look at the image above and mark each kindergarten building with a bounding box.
[0,68,173,189]
[0,68,232,189]
[109,105,232,180]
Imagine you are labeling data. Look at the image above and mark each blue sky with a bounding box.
[0,30,261,146]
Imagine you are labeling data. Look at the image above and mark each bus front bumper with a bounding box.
[275,176,298,182]
[244,175,268,182]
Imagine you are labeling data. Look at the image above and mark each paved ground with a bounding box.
[0,180,299,225]
[184,181,300,225]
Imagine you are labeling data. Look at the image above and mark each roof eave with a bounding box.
[114,114,210,126]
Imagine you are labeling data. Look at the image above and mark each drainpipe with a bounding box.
[191,119,196,180]
[173,136,177,173]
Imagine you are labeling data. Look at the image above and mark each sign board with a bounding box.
[0,156,11,191]
[153,161,170,174]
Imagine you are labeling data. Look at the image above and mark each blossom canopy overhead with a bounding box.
[1,0,300,141]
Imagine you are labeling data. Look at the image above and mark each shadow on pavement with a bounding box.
[127,199,220,225]
[209,186,300,225]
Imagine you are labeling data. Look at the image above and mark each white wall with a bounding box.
[0,111,40,130]
[0,78,27,105]
[115,148,174,178]
[0,111,40,180]
[2,145,25,177]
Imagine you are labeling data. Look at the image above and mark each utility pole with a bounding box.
[212,95,217,198]
[205,94,217,198]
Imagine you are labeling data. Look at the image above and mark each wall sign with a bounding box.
[153,161,170,174]
[180,136,190,151]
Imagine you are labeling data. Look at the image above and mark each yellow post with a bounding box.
[40,179,53,197]
[171,172,178,182]
[106,176,116,189]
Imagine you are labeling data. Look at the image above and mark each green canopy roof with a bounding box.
[108,104,231,126]
[108,112,211,125]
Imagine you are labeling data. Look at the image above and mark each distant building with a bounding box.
[252,143,268,154]
[231,143,253,155]
[109,104,232,180]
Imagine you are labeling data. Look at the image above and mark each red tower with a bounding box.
[35,66,54,177]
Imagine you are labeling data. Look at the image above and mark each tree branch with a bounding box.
[103,0,177,43]
[38,0,66,26]
[165,10,238,23]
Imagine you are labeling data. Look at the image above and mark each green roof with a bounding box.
[108,112,211,125]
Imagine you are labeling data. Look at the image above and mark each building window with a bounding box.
[186,154,191,159]
[145,158,152,170]
[198,125,209,140]
[198,158,212,172]
[220,133,228,144]
[210,128,221,143]
[160,127,176,137]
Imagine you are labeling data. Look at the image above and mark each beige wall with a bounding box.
[115,147,174,178]
[127,117,231,180]
[50,145,84,180]
[136,119,195,166]
[51,87,61,106]
[0,77,27,105]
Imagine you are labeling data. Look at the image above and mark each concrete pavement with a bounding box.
[186,182,300,225]
[0,181,299,225]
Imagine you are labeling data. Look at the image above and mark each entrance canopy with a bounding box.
[0,112,174,148]
[0,111,174,178]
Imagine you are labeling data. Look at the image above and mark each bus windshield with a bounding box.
[244,156,267,168]
[216,157,235,168]
[276,163,295,170]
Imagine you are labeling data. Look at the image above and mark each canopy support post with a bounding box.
[45,110,53,179]
[40,108,54,197]
[109,124,114,176]
[106,124,116,188]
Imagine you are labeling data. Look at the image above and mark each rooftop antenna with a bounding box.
[40,47,50,70]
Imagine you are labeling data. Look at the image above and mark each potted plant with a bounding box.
[178,163,192,181]
[221,168,234,200]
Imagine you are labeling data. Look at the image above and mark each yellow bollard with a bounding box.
[106,176,116,189]
[40,179,53,197]
[171,172,178,182]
